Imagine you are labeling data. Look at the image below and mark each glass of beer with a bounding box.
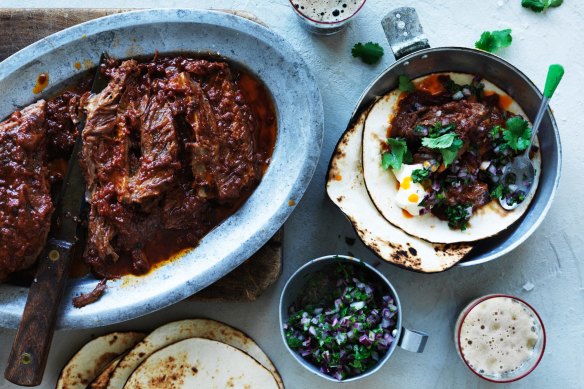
[454,294,546,383]
[288,0,367,35]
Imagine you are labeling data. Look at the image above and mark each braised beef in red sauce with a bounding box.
[388,74,530,230]
[0,101,53,280]
[0,55,277,282]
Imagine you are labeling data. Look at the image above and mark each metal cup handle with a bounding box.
[398,327,428,353]
[381,7,430,60]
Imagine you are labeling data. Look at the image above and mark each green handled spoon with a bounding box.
[499,64,564,210]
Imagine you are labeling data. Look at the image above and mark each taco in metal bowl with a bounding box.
[327,108,473,273]
[362,73,541,244]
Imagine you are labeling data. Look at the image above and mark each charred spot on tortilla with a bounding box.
[362,72,540,244]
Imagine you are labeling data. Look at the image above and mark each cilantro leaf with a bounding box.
[381,138,411,170]
[522,0,563,13]
[440,138,464,167]
[428,122,456,137]
[421,126,463,166]
[502,116,532,151]
[412,169,430,183]
[475,29,512,53]
[422,132,459,149]
[351,42,384,65]
[398,75,415,92]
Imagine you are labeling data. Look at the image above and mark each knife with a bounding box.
[4,54,111,387]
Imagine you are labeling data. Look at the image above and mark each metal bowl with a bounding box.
[342,7,561,268]
[279,255,427,382]
[0,9,323,329]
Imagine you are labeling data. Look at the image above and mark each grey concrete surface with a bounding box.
[1,1,583,388]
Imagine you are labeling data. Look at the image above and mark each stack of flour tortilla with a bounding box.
[56,319,283,389]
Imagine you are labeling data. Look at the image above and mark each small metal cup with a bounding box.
[279,255,427,382]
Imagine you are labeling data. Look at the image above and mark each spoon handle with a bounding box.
[526,96,548,157]
[544,64,565,99]
[525,64,564,157]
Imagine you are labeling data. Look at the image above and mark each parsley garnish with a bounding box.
[398,75,415,92]
[381,138,412,170]
[351,42,384,65]
[522,0,563,13]
[412,169,430,183]
[502,116,532,151]
[475,29,513,53]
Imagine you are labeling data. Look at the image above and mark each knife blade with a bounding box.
[4,53,111,387]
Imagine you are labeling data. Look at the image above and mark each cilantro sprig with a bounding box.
[381,138,412,170]
[522,0,563,13]
[475,29,513,53]
[502,116,532,151]
[351,42,384,65]
[421,125,464,167]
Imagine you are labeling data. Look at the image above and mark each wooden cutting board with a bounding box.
[0,8,282,301]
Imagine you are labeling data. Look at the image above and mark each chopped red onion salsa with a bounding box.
[284,263,398,380]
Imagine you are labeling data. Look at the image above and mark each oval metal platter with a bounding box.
[0,9,324,329]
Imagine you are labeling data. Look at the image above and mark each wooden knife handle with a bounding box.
[4,240,74,386]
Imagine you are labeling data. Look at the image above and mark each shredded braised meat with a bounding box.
[80,57,261,277]
[0,55,271,283]
[72,279,107,308]
[0,101,53,280]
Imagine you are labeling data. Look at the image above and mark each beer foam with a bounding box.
[291,0,365,22]
[459,297,540,377]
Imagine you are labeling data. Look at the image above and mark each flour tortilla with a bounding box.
[89,355,124,389]
[56,332,145,389]
[107,319,282,389]
[326,109,472,272]
[124,338,278,389]
[362,73,541,244]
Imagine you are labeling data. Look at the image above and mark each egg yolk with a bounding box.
[400,176,412,190]
[408,193,419,203]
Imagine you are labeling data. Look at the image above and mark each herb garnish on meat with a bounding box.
[381,138,412,170]
[421,127,464,167]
